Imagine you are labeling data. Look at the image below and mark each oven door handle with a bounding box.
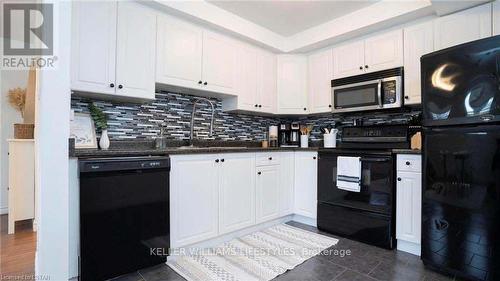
[360,157,390,162]
[377,79,383,108]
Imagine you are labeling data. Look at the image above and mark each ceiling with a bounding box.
[207,0,379,36]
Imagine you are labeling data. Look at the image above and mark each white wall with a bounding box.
[0,70,28,214]
[35,1,71,279]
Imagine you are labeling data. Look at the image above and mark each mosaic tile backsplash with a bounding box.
[71,91,421,141]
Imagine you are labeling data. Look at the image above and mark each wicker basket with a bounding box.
[14,123,34,139]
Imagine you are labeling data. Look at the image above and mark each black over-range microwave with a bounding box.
[331,67,403,113]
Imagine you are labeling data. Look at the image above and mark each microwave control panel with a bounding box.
[382,80,397,104]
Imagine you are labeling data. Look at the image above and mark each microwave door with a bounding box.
[332,80,381,113]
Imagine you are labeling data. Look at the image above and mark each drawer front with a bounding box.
[256,152,280,166]
[397,154,421,172]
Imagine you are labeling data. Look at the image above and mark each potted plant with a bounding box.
[88,103,110,150]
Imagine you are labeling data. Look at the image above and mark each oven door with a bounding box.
[317,151,394,215]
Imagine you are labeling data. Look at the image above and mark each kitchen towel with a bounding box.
[336,156,361,192]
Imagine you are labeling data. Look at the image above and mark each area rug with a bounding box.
[167,223,338,281]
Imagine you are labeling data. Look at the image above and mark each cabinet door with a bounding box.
[364,30,403,73]
[396,171,422,244]
[256,165,280,223]
[115,2,156,100]
[219,154,256,234]
[257,50,277,113]
[279,152,295,216]
[202,31,238,95]
[277,55,308,114]
[156,15,203,89]
[434,3,492,50]
[294,152,317,219]
[494,1,500,36]
[236,45,258,111]
[308,49,333,114]
[71,1,116,95]
[170,155,219,247]
[332,41,365,79]
[403,21,434,105]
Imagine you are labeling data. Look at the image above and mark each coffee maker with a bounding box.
[278,123,300,147]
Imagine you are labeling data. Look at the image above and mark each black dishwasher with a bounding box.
[79,156,170,281]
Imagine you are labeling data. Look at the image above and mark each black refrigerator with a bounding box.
[421,35,500,281]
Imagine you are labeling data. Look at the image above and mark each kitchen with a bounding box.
[2,0,499,281]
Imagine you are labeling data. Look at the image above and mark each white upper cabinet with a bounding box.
[156,15,203,89]
[494,1,500,36]
[403,21,434,105]
[333,30,403,79]
[219,154,256,234]
[115,2,156,100]
[234,44,259,111]
[71,1,116,95]
[257,50,278,113]
[434,3,492,50]
[294,152,318,219]
[202,31,238,95]
[332,41,365,78]
[71,2,155,101]
[364,30,403,73]
[308,49,333,114]
[277,55,309,115]
[256,165,281,223]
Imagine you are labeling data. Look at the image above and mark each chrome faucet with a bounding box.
[189,97,215,143]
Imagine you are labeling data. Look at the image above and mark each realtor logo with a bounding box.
[3,3,53,56]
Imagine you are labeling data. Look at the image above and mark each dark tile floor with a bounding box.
[111,221,457,281]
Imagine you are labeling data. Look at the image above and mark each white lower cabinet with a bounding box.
[279,152,295,216]
[256,165,280,223]
[170,154,220,248]
[293,152,318,219]
[396,154,422,256]
[219,154,256,234]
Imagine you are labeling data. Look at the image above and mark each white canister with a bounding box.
[300,135,309,148]
[323,129,338,148]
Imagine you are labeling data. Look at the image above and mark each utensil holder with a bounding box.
[300,135,309,148]
[323,133,337,148]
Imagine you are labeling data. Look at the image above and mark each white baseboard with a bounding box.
[0,207,8,215]
[291,214,317,227]
[168,215,293,262]
[397,239,421,256]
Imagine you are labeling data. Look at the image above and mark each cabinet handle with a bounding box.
[404,96,409,100]
[397,177,402,181]
[257,172,261,175]
[198,81,202,84]
[313,156,317,160]
[359,66,363,70]
[109,83,115,88]
[406,161,411,166]
[203,82,208,85]
[254,104,258,107]
[365,65,369,69]
[221,159,225,162]
[303,107,307,111]
[268,157,272,160]
[259,105,262,108]
[329,104,332,108]
[118,84,123,89]
[215,159,219,163]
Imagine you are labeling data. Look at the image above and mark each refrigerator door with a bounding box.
[421,35,500,127]
[422,125,500,281]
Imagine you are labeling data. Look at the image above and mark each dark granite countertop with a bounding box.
[392,149,421,154]
[70,139,422,158]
